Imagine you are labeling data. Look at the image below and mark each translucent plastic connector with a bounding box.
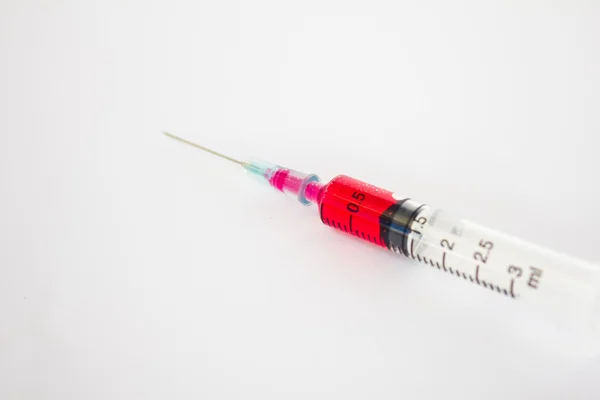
[244,160,322,205]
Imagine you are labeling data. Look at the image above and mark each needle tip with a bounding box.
[162,131,246,166]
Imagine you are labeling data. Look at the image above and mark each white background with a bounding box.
[1,1,599,398]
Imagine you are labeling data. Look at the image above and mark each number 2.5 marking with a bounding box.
[474,240,494,263]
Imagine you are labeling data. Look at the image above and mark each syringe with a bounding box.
[164,132,600,354]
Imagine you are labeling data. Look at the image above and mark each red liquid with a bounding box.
[317,175,397,247]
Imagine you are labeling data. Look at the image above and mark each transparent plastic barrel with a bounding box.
[405,206,600,355]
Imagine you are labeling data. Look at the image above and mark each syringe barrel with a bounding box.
[318,175,600,351]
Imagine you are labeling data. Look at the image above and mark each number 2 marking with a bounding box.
[441,239,455,250]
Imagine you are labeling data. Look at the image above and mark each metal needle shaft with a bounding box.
[163,131,247,166]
